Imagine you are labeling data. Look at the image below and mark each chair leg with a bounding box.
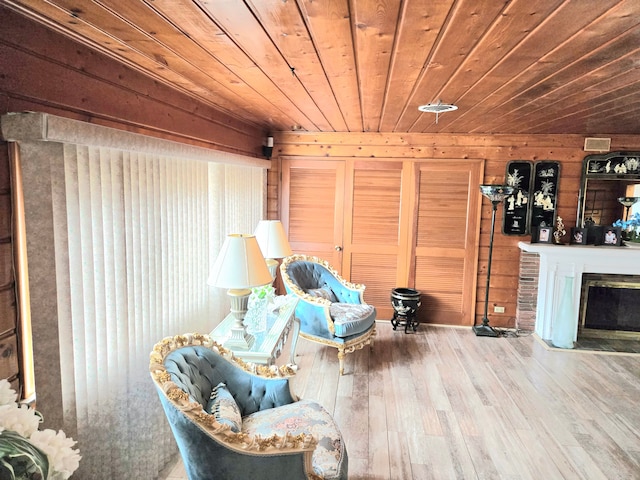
[337,348,345,375]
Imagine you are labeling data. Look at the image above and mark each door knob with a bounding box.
[335,245,342,251]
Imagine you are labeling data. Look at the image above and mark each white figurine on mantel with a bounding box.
[553,216,566,244]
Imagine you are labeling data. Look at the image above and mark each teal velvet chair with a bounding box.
[280,254,376,375]
[150,333,348,480]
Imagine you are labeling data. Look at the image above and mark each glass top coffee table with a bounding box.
[210,295,299,366]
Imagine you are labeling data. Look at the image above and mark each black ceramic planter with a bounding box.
[390,287,421,333]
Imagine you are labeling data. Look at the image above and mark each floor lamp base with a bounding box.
[473,323,500,337]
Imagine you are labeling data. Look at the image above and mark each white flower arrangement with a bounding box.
[0,379,80,479]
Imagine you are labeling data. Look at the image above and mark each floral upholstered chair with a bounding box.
[280,254,376,375]
[150,333,348,480]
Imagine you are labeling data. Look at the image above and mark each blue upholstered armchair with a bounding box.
[280,254,376,375]
[150,333,348,480]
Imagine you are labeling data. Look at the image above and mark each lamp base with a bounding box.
[224,326,255,350]
[224,288,255,350]
[472,323,500,337]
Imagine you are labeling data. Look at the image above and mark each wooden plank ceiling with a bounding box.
[4,0,639,135]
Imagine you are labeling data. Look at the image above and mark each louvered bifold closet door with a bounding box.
[344,161,411,319]
[281,158,345,268]
[413,160,483,326]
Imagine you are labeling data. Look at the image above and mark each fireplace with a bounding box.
[581,274,640,332]
[517,242,640,343]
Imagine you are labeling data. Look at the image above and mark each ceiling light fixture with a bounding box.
[418,101,458,124]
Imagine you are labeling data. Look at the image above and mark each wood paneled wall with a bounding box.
[270,132,640,328]
[0,7,266,396]
[0,5,265,155]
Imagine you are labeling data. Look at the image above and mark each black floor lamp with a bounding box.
[474,184,514,337]
[617,196,638,221]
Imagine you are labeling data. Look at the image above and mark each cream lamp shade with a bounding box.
[208,234,272,350]
[208,233,273,290]
[253,220,293,280]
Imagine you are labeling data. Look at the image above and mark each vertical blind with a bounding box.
[54,145,264,478]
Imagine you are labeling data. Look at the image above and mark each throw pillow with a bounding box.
[206,382,242,433]
[306,286,337,302]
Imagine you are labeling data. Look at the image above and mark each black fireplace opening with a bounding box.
[581,274,640,332]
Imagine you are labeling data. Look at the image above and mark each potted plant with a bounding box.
[613,212,640,246]
[0,380,80,479]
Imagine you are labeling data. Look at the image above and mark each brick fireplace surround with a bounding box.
[516,242,640,342]
[516,252,539,332]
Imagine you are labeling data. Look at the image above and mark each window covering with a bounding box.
[3,112,266,478]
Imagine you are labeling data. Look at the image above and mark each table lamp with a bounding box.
[208,234,273,350]
[253,220,293,281]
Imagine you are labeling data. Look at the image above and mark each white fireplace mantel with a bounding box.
[518,242,640,342]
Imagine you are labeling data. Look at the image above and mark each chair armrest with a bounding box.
[293,296,336,337]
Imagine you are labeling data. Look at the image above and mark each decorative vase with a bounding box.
[0,430,50,480]
[245,296,268,334]
[551,276,576,349]
[390,288,421,318]
[390,287,422,332]
[245,285,275,334]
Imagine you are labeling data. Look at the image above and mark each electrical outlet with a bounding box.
[493,306,505,313]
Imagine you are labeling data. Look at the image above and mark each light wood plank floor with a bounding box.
[160,321,640,479]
